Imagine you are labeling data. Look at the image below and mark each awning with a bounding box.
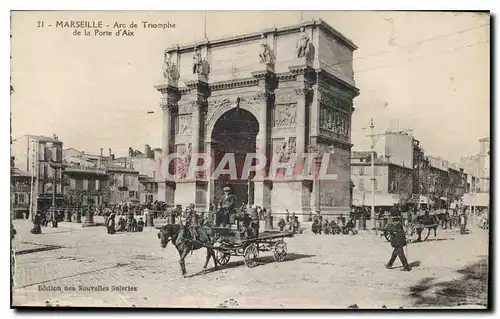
[463,193,489,207]
[352,192,400,207]
[418,195,434,205]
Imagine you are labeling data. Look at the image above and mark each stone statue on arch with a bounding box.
[163,52,180,86]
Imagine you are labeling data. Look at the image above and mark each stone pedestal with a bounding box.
[175,181,207,211]
[253,180,271,210]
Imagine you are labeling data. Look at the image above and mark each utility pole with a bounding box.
[29,138,36,221]
[369,118,376,234]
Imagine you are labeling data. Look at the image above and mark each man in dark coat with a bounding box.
[183,204,199,240]
[386,216,411,271]
[106,211,116,234]
[31,210,43,234]
[50,207,58,228]
[217,186,235,227]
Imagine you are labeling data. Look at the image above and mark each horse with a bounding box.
[157,223,218,276]
[414,214,439,241]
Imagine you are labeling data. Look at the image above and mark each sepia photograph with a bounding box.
[9,10,490,309]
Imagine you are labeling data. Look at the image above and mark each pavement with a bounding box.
[11,218,489,309]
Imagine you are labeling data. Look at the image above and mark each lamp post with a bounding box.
[369,118,376,234]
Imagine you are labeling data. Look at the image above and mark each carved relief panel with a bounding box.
[273,104,297,128]
[176,114,193,136]
[175,143,192,179]
[319,107,350,142]
[272,137,297,177]
[205,98,233,128]
[318,90,351,143]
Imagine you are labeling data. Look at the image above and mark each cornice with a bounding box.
[164,18,357,54]
[210,77,259,92]
[316,70,360,98]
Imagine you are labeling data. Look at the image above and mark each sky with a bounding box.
[10,11,490,163]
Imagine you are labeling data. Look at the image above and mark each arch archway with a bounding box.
[211,108,259,208]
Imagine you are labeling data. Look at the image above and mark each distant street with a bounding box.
[12,219,488,309]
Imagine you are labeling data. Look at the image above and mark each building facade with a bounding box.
[351,152,413,207]
[63,166,109,207]
[156,19,359,219]
[107,165,140,204]
[11,134,65,213]
[130,144,160,204]
[11,167,33,219]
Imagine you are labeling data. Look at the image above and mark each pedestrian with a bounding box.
[106,211,116,234]
[50,208,58,228]
[278,218,286,232]
[30,210,42,234]
[385,216,411,272]
[144,207,150,227]
[137,217,145,232]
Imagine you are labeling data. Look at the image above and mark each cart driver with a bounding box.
[184,203,199,241]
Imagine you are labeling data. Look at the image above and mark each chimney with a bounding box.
[108,148,112,158]
[98,148,103,167]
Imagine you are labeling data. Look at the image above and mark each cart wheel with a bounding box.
[216,251,230,266]
[273,240,287,262]
[243,243,259,268]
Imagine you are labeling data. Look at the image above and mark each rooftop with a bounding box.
[26,134,62,143]
[11,168,32,177]
[351,151,374,159]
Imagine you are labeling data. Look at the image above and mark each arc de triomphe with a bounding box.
[155,19,359,220]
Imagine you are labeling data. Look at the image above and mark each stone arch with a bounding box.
[205,101,261,142]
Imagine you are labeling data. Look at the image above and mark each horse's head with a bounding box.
[157,224,179,248]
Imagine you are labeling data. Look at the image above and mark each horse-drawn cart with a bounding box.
[382,221,439,243]
[211,227,294,268]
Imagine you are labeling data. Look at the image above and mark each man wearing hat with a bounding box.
[183,203,199,240]
[386,215,411,272]
[217,186,235,227]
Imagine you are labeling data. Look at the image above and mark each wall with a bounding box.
[374,132,413,169]
[318,29,355,86]
[209,40,261,82]
[131,157,158,179]
[351,164,389,194]
[319,145,351,208]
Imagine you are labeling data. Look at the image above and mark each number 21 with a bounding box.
[37,21,44,28]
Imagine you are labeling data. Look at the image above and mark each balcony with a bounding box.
[13,185,31,193]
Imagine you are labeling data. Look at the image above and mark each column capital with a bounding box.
[160,100,177,112]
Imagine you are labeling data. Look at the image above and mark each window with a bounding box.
[88,179,96,191]
[14,193,18,204]
[374,179,378,191]
[47,166,53,178]
[39,145,45,161]
[45,147,52,161]
[358,179,364,191]
[70,178,76,189]
[359,167,364,175]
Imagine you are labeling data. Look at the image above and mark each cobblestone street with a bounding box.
[11,219,489,309]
